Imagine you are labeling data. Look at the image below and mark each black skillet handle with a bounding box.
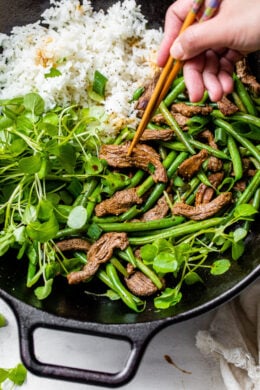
[11,298,163,387]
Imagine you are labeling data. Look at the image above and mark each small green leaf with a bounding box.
[26,214,59,242]
[18,154,42,174]
[184,272,204,285]
[44,67,62,78]
[23,92,45,116]
[7,363,27,385]
[57,144,76,173]
[232,240,245,260]
[85,156,104,175]
[67,206,87,229]
[0,313,7,327]
[154,288,182,309]
[233,227,247,243]
[34,278,53,300]
[153,252,178,274]
[234,204,258,218]
[140,244,158,264]
[211,259,231,275]
[87,223,103,240]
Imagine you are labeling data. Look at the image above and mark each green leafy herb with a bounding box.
[44,67,62,78]
[92,70,108,97]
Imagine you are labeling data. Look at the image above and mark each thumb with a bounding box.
[170,19,231,60]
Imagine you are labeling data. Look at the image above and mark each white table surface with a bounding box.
[0,294,229,390]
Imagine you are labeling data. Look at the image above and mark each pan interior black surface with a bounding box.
[0,0,259,325]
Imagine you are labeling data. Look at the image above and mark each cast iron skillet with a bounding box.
[0,0,259,387]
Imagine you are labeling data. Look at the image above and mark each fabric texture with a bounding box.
[196,279,260,390]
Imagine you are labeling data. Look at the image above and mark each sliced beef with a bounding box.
[67,232,129,284]
[178,149,208,180]
[124,270,159,297]
[140,128,174,142]
[170,102,213,117]
[99,141,168,183]
[135,70,161,112]
[172,192,232,220]
[95,187,143,217]
[151,112,189,130]
[236,57,260,96]
[55,238,91,252]
[199,130,223,172]
[139,194,170,221]
[195,172,224,206]
[217,96,239,116]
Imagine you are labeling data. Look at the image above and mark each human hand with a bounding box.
[157,0,260,102]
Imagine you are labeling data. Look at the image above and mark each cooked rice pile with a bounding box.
[0,0,162,132]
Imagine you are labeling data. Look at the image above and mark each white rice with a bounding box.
[0,0,163,133]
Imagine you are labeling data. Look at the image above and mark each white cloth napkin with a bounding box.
[196,278,260,390]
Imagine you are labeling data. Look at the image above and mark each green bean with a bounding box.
[159,101,195,155]
[197,170,214,188]
[73,178,99,207]
[231,91,247,112]
[234,74,258,116]
[105,263,145,312]
[110,257,128,277]
[214,127,227,146]
[127,169,145,188]
[244,188,260,232]
[164,77,186,106]
[236,169,260,206]
[97,216,184,232]
[129,217,222,245]
[250,157,260,170]
[213,118,260,163]
[189,138,230,160]
[159,141,188,152]
[212,110,260,128]
[130,86,145,102]
[227,135,243,182]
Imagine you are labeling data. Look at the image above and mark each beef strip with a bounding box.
[178,149,208,180]
[124,270,159,296]
[195,172,224,206]
[236,57,260,96]
[139,194,170,221]
[99,141,168,183]
[170,102,213,117]
[199,130,223,172]
[67,232,129,284]
[217,96,239,116]
[140,129,175,142]
[135,70,161,112]
[172,192,232,220]
[151,112,189,130]
[55,238,91,252]
[95,187,143,217]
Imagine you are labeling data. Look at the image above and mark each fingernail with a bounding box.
[171,40,184,59]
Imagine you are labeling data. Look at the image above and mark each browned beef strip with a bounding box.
[234,180,247,192]
[99,141,168,183]
[195,172,225,206]
[236,57,260,96]
[140,129,174,142]
[139,194,170,221]
[55,238,91,252]
[199,130,223,172]
[151,112,189,130]
[178,149,208,180]
[124,270,159,297]
[95,187,143,217]
[172,192,232,220]
[67,232,129,284]
[135,70,161,112]
[170,102,213,117]
[217,96,239,116]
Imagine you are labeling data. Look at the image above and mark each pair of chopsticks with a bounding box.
[127,0,221,156]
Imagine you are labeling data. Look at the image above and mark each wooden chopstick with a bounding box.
[127,1,205,156]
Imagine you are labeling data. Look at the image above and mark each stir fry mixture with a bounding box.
[0,57,260,312]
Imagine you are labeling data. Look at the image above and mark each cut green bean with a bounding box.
[213,118,260,163]
[129,217,222,245]
[227,135,243,182]
[164,77,186,106]
[97,216,184,232]
[159,101,195,155]
[189,138,230,160]
[234,74,258,116]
